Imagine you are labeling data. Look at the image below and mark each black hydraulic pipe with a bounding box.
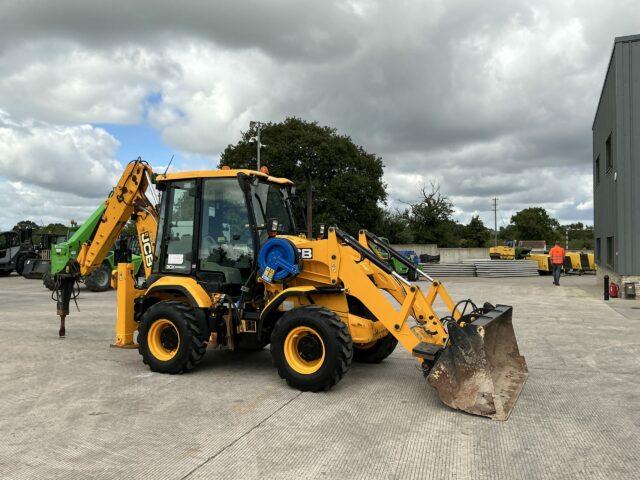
[334,228,395,275]
[363,230,421,274]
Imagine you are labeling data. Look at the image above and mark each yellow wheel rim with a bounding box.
[148,319,180,361]
[284,326,325,375]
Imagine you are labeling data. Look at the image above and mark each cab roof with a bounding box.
[155,169,293,186]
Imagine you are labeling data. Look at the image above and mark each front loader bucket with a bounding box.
[22,259,50,279]
[427,305,528,421]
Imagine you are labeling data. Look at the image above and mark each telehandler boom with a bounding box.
[53,159,528,420]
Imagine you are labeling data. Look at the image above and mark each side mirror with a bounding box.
[268,218,280,237]
[316,223,328,240]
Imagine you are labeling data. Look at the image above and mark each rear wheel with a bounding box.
[85,264,111,292]
[138,301,207,374]
[271,305,353,392]
[353,334,398,363]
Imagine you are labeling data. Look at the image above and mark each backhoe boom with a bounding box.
[53,159,158,336]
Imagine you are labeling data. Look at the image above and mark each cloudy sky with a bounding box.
[0,0,636,231]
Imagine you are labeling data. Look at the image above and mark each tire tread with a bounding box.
[271,305,353,392]
[138,300,207,374]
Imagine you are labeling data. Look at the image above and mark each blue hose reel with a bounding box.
[258,238,301,284]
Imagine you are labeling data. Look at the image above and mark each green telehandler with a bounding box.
[23,210,143,291]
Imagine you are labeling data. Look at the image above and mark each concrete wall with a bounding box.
[438,248,490,263]
[391,244,438,256]
[391,245,490,263]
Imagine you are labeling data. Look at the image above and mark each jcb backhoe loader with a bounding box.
[53,159,528,420]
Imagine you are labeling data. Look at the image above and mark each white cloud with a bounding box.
[0,179,103,230]
[0,0,636,229]
[0,111,122,198]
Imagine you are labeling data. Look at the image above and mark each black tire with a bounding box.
[407,269,418,282]
[353,334,398,363]
[138,301,208,374]
[42,272,56,291]
[15,255,28,276]
[0,269,12,276]
[85,264,112,292]
[270,305,353,392]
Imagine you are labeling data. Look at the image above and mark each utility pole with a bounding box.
[492,197,498,246]
[306,170,313,239]
[249,121,263,170]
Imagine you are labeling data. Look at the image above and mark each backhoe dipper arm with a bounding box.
[53,159,158,336]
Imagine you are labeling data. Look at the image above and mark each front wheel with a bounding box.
[270,305,353,392]
[138,301,208,374]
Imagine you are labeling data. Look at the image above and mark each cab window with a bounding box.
[251,181,294,242]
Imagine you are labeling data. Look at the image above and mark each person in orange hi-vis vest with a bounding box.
[549,240,565,286]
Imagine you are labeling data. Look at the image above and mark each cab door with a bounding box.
[160,180,198,275]
[195,177,256,293]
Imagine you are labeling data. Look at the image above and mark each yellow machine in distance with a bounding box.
[527,253,553,274]
[53,159,528,420]
[489,245,517,260]
[563,251,596,274]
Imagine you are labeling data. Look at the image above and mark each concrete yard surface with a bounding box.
[1,273,638,479]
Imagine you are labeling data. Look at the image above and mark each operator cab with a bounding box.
[153,169,296,295]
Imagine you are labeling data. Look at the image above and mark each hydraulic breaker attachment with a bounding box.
[427,305,528,421]
[54,261,81,337]
[55,276,75,337]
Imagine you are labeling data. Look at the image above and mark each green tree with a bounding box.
[40,223,68,235]
[407,183,458,246]
[556,222,595,250]
[510,207,560,244]
[220,117,386,235]
[379,209,413,244]
[12,220,38,232]
[460,215,490,247]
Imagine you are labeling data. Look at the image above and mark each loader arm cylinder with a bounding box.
[334,229,397,276]
[363,230,434,282]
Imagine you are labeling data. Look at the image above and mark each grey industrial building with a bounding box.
[593,34,640,286]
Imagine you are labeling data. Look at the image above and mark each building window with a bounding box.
[606,236,614,268]
[605,133,613,172]
[596,237,601,263]
[595,156,600,184]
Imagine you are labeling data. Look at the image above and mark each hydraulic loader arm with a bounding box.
[53,159,159,335]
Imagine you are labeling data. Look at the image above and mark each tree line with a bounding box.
[10,117,593,250]
[221,117,593,249]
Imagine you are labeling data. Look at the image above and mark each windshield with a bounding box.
[198,178,254,284]
[251,180,295,240]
